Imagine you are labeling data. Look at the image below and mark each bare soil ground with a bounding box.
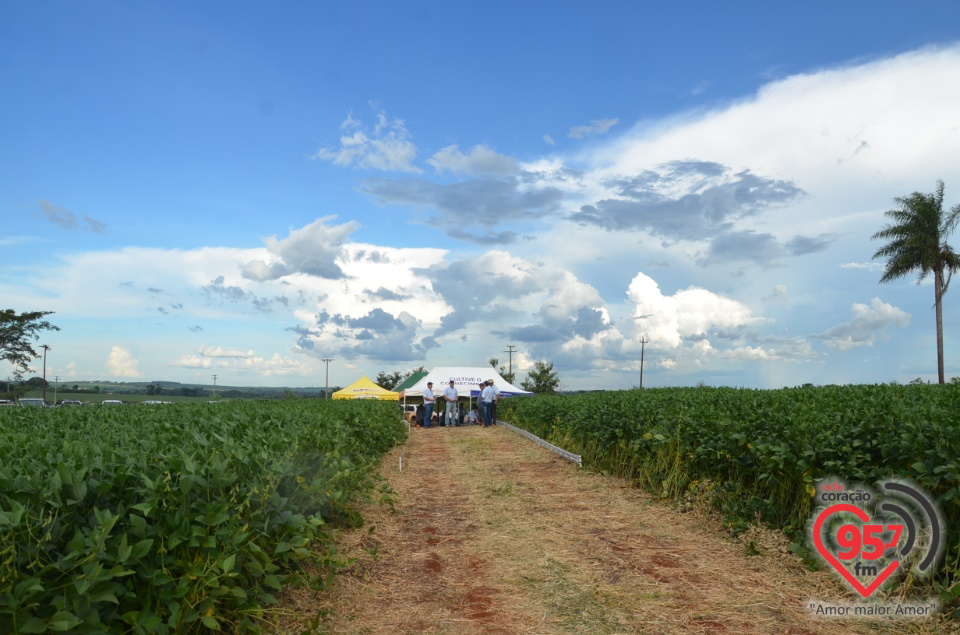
[275,424,958,635]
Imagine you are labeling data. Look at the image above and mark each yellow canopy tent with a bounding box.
[331,376,400,401]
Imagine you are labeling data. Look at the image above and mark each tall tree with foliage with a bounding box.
[0,309,60,380]
[488,356,516,385]
[520,361,560,394]
[374,368,427,390]
[375,370,404,390]
[872,180,960,384]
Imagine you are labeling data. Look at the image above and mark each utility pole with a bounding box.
[41,344,50,402]
[503,344,517,377]
[321,358,333,399]
[639,337,647,389]
[212,375,218,400]
[55,376,60,404]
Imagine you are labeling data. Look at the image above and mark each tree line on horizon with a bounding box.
[374,358,561,394]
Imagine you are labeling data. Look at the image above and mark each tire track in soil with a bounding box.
[283,427,518,634]
[277,425,957,635]
[395,437,509,633]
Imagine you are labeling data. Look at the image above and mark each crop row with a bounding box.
[0,399,406,634]
[498,384,960,607]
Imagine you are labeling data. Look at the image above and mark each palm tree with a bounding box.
[872,180,960,384]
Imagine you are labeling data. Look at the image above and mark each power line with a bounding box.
[41,345,51,402]
[504,344,517,377]
[321,358,333,399]
[639,337,648,389]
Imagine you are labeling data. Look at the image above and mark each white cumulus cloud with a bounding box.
[427,144,518,176]
[106,346,142,378]
[817,298,910,350]
[312,106,421,173]
[242,216,359,281]
[628,272,758,349]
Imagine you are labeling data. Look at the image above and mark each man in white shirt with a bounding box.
[422,382,435,428]
[442,380,459,427]
[480,381,497,427]
[486,379,500,425]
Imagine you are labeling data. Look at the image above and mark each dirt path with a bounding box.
[277,425,957,635]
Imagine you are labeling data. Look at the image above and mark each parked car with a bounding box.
[0,399,17,406]
[101,399,124,405]
[18,398,47,407]
[59,400,84,406]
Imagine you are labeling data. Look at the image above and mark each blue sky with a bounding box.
[3,1,960,390]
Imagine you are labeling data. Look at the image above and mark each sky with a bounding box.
[2,1,960,391]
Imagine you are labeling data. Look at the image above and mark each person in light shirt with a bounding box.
[422,382,435,428]
[442,380,459,427]
[480,381,497,427]
[466,405,480,426]
[487,379,500,425]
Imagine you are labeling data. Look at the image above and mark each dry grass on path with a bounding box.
[274,425,958,635]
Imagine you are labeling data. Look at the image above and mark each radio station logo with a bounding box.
[809,478,944,600]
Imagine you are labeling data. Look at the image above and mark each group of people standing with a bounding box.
[419,379,499,428]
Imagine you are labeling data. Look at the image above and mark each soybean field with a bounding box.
[499,383,960,609]
[0,399,405,634]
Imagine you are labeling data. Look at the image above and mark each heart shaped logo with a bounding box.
[812,503,900,598]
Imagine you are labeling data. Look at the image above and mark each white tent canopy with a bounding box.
[399,366,532,399]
